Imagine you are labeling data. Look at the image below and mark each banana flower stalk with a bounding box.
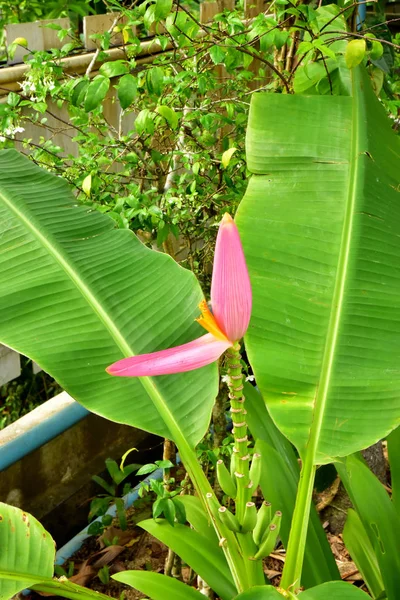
[106,213,251,377]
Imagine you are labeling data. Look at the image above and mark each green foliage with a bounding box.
[0,149,218,447]
[0,503,54,598]
[0,358,61,429]
[238,68,400,463]
[139,519,236,600]
[338,453,400,600]
[113,571,205,600]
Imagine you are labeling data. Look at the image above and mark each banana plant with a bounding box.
[236,65,400,591]
[0,53,399,600]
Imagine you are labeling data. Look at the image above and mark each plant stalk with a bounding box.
[226,342,250,523]
[280,452,316,592]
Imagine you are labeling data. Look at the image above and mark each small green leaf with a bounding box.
[370,41,383,61]
[163,498,176,526]
[100,60,129,78]
[156,105,179,130]
[221,147,237,168]
[369,66,384,96]
[146,67,165,96]
[84,75,110,112]
[7,92,20,107]
[12,36,28,47]
[345,39,366,69]
[156,459,174,469]
[144,4,156,29]
[172,498,187,524]
[71,79,89,107]
[155,0,173,20]
[117,74,137,109]
[209,45,225,65]
[82,174,92,197]
[260,31,277,52]
[135,109,155,135]
[136,463,157,475]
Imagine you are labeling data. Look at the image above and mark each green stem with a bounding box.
[137,374,249,592]
[226,342,250,523]
[177,440,249,592]
[224,343,265,588]
[280,452,316,592]
[237,533,266,587]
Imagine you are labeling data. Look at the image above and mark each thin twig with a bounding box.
[322,30,400,50]
[85,14,121,77]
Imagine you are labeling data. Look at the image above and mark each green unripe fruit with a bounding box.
[216,459,237,499]
[241,501,257,533]
[218,506,241,533]
[252,501,272,545]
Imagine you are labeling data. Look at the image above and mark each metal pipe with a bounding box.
[0,392,89,471]
[0,36,173,88]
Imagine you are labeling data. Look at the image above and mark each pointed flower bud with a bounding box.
[211,213,252,342]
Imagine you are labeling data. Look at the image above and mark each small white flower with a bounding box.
[221,375,230,383]
[245,375,255,382]
[14,126,25,133]
[0,136,5,142]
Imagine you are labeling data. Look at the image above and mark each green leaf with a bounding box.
[369,66,384,96]
[245,385,340,588]
[84,75,110,112]
[299,580,371,598]
[136,463,157,476]
[156,105,179,130]
[135,109,155,135]
[82,174,92,196]
[113,571,205,600]
[138,519,236,600]
[99,60,129,78]
[369,41,384,61]
[294,57,351,95]
[337,454,400,600]
[146,67,164,96]
[257,439,340,589]
[237,67,400,463]
[345,39,366,69]
[209,45,226,65]
[343,509,385,598]
[177,495,219,546]
[155,0,173,20]
[234,587,282,600]
[221,148,237,168]
[0,503,54,599]
[117,74,137,110]
[71,79,89,107]
[0,150,218,448]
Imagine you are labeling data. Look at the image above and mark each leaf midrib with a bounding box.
[305,68,361,464]
[0,186,183,443]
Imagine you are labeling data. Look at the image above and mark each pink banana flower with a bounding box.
[106,213,251,377]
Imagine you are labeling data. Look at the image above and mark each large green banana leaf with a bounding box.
[0,150,217,447]
[0,503,54,599]
[237,67,400,464]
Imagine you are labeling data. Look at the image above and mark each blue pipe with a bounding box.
[0,402,89,471]
[357,3,367,29]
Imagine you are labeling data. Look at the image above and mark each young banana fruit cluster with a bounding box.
[214,454,282,560]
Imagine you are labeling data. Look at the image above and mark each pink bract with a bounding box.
[211,213,252,343]
[106,213,252,378]
[106,333,231,377]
